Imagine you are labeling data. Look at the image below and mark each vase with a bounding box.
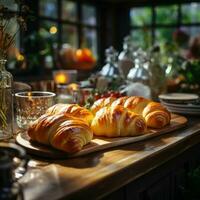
[0,59,14,140]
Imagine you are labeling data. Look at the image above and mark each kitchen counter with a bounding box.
[20,116,200,200]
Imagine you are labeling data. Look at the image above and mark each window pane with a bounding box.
[62,0,77,22]
[82,5,96,26]
[131,28,152,48]
[40,0,58,18]
[82,28,97,57]
[40,20,58,43]
[181,26,200,37]
[155,28,176,43]
[181,3,200,23]
[62,25,78,48]
[130,7,152,26]
[155,5,178,24]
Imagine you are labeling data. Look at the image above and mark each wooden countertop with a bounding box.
[20,117,200,200]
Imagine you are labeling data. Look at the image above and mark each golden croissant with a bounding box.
[46,103,93,124]
[121,96,171,128]
[92,96,171,128]
[142,102,171,128]
[91,105,146,137]
[90,97,116,114]
[28,114,93,153]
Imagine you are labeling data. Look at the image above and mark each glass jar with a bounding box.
[118,35,134,79]
[56,84,73,104]
[127,49,151,98]
[0,60,14,141]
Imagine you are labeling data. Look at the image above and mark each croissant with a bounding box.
[91,105,146,137]
[90,97,116,114]
[111,96,171,128]
[46,103,93,124]
[142,102,171,128]
[28,114,93,153]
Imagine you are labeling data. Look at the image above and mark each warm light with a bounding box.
[76,49,82,57]
[54,73,69,84]
[53,70,77,85]
[15,48,24,61]
[68,83,79,91]
[27,92,32,101]
[17,54,24,61]
[49,26,57,34]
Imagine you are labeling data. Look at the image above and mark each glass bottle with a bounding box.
[100,46,119,78]
[0,60,14,140]
[149,46,167,100]
[99,46,122,91]
[127,48,151,98]
[118,36,134,79]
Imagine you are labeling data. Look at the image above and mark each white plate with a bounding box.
[168,108,200,115]
[161,101,200,109]
[162,102,200,111]
[159,93,199,103]
[167,107,200,112]
[165,106,200,112]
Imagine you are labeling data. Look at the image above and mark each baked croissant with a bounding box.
[142,102,171,128]
[46,103,93,124]
[112,96,171,128]
[28,114,93,153]
[91,105,146,137]
[90,97,116,114]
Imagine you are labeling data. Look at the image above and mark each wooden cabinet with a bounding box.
[101,143,200,200]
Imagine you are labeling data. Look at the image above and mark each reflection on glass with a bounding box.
[82,5,96,25]
[181,3,200,23]
[155,5,178,24]
[130,7,152,26]
[155,28,175,43]
[82,28,97,57]
[40,0,58,18]
[131,28,152,48]
[40,20,58,43]
[62,0,77,21]
[62,25,78,48]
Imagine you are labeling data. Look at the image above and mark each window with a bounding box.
[130,3,200,47]
[38,0,98,56]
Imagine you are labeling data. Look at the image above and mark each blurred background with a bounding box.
[2,0,200,94]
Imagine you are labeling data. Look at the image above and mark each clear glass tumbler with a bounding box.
[15,91,56,129]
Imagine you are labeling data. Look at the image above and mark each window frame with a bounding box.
[130,2,200,46]
[37,0,98,52]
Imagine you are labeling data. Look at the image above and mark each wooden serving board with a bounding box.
[16,114,187,159]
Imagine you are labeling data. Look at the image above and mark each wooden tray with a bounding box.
[16,114,187,159]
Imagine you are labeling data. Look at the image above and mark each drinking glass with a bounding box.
[15,91,56,129]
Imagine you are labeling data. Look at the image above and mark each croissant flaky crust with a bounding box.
[46,103,93,124]
[142,102,171,128]
[91,105,146,137]
[90,97,116,114]
[91,96,171,129]
[28,114,93,153]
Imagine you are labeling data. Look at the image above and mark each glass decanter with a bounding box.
[100,46,119,78]
[127,48,151,98]
[149,46,167,100]
[118,35,134,79]
[98,46,122,91]
[0,59,14,140]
